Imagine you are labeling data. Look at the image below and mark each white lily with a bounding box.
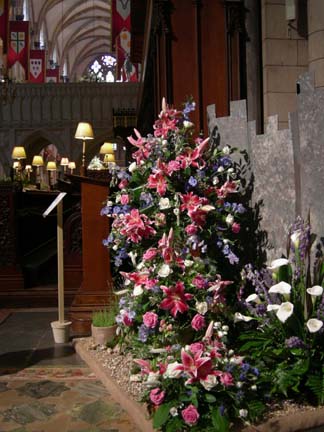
[276,302,294,323]
[234,312,254,323]
[267,304,280,312]
[128,251,137,266]
[291,230,301,248]
[245,293,260,303]
[306,318,323,333]
[267,258,289,271]
[128,161,137,173]
[269,281,291,296]
[307,285,323,297]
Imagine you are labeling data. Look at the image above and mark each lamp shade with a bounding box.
[100,142,114,154]
[25,165,32,171]
[13,161,19,169]
[12,146,26,159]
[47,161,57,171]
[74,122,94,140]
[104,153,115,163]
[32,155,44,166]
[68,161,76,169]
[60,157,69,166]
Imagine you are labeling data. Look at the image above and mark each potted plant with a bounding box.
[91,307,117,346]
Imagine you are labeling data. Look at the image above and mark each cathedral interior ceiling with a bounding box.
[29,0,112,76]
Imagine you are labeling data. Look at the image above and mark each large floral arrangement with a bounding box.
[238,217,324,404]
[102,99,264,430]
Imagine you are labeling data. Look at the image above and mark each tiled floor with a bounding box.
[0,311,139,432]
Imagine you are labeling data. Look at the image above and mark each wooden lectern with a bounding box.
[66,175,112,335]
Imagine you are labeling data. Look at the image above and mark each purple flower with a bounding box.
[285,336,306,349]
[188,176,198,187]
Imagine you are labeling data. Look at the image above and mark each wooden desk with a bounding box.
[66,175,112,335]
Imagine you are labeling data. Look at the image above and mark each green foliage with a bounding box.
[92,307,116,327]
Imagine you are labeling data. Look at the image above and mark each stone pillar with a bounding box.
[245,0,262,133]
[308,0,324,88]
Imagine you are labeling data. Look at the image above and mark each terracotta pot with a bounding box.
[91,324,117,345]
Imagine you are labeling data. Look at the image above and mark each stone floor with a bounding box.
[0,310,140,431]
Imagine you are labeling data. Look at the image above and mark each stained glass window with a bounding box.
[87,55,117,82]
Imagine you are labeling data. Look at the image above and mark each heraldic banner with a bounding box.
[29,49,45,83]
[7,21,29,80]
[0,0,9,54]
[112,0,130,48]
[46,67,60,83]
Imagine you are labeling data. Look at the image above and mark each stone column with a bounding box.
[308,0,324,87]
[245,0,262,133]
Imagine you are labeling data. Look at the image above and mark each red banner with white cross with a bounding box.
[7,21,29,80]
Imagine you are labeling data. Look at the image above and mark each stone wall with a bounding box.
[0,82,139,176]
[207,72,322,259]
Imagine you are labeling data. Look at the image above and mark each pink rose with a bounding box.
[143,248,158,261]
[232,222,241,233]
[185,224,198,235]
[143,312,158,328]
[181,404,200,425]
[190,342,204,354]
[192,275,207,289]
[150,388,165,406]
[220,372,234,386]
[120,194,129,205]
[191,314,206,331]
[118,179,129,189]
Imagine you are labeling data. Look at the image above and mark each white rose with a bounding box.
[164,362,182,379]
[184,260,194,267]
[222,146,230,155]
[226,214,234,225]
[239,409,248,418]
[200,374,218,391]
[212,176,219,185]
[115,194,121,203]
[133,285,143,296]
[159,197,171,209]
[196,301,208,315]
[169,407,178,417]
[183,120,194,128]
[128,162,137,173]
[217,166,224,173]
[158,264,171,278]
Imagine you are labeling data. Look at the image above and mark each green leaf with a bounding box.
[306,373,324,404]
[165,417,183,432]
[211,407,230,432]
[153,403,173,429]
[205,393,217,403]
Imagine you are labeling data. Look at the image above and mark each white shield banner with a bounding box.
[30,59,42,79]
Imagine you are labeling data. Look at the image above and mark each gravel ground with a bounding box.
[77,337,146,402]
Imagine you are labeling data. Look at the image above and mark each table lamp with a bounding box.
[60,157,69,176]
[68,161,76,174]
[11,146,26,180]
[47,161,57,190]
[32,155,44,189]
[100,142,116,168]
[74,122,94,176]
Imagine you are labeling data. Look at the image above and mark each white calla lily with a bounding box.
[234,312,254,323]
[276,302,294,323]
[267,258,289,271]
[307,286,323,297]
[269,281,291,295]
[267,304,280,312]
[291,230,301,247]
[245,293,260,303]
[306,318,323,333]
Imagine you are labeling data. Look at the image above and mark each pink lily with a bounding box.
[147,171,168,196]
[175,349,213,383]
[160,282,193,317]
